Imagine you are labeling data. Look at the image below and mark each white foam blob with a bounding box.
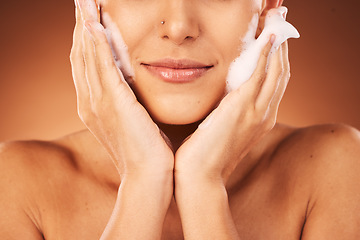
[226,7,300,92]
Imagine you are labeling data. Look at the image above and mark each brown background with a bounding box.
[0,0,359,141]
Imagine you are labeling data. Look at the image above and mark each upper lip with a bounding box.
[141,58,214,69]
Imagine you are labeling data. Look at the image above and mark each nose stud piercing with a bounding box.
[161,20,165,25]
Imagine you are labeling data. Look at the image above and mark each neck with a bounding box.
[156,120,202,152]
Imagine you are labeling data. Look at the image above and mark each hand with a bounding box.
[70,0,174,179]
[175,38,290,185]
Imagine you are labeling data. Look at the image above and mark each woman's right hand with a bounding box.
[70,0,174,179]
[70,1,173,238]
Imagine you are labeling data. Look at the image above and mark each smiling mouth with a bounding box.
[141,58,214,83]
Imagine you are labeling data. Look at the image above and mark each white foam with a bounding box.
[226,7,300,92]
[101,12,135,82]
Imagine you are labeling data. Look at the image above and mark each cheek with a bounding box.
[99,0,260,124]
[201,2,257,66]
[101,1,158,53]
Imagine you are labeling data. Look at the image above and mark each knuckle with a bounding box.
[261,48,270,59]
[70,47,83,63]
[83,46,90,59]
[228,89,243,104]
[223,91,247,113]
[78,107,91,124]
[244,108,259,125]
[255,113,265,126]
[283,72,291,85]
[93,33,108,48]
[274,65,284,77]
[261,43,272,58]
[69,49,77,62]
[92,38,103,48]
[253,72,266,85]
[287,71,291,81]
[264,117,276,132]
[285,68,291,79]
[92,98,106,115]
[97,58,115,77]
[283,60,289,71]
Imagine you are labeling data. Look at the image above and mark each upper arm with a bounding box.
[0,142,44,240]
[301,125,360,239]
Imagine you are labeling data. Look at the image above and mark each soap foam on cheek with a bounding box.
[100,11,135,82]
[225,7,300,93]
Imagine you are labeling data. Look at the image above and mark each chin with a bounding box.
[131,73,227,125]
[153,111,205,125]
[138,96,215,125]
[148,104,210,125]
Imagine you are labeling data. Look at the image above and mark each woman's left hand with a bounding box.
[175,39,290,186]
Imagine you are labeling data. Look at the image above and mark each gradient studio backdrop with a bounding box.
[0,0,359,141]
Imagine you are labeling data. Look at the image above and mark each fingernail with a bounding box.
[270,34,276,45]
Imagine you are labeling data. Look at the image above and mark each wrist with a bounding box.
[110,169,173,239]
[121,170,173,195]
[122,168,173,183]
[174,175,230,234]
[174,172,227,202]
[119,173,174,216]
[175,169,225,188]
[121,166,173,181]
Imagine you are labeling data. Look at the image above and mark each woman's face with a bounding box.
[100,0,264,124]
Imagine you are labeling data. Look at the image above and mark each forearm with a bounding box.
[100,172,173,240]
[175,176,240,240]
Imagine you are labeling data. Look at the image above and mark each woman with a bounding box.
[1,0,359,239]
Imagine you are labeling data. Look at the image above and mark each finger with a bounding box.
[78,0,98,22]
[255,41,285,111]
[267,42,290,119]
[84,21,136,100]
[101,13,134,80]
[159,129,174,153]
[83,23,102,97]
[70,5,90,110]
[234,36,274,104]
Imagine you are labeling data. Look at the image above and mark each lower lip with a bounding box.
[143,65,211,83]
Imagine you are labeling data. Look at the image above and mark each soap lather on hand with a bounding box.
[226,6,300,92]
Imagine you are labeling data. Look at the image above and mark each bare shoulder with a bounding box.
[286,123,359,154]
[276,123,360,175]
[0,139,78,188]
[0,138,76,166]
[0,131,118,239]
[0,139,78,239]
[0,130,109,207]
[274,123,360,239]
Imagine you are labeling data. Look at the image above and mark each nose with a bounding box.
[158,1,200,45]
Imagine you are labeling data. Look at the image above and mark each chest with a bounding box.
[39,173,307,240]
[38,175,117,239]
[228,167,308,240]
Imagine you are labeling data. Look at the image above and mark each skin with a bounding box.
[1,0,360,239]
[101,0,256,124]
